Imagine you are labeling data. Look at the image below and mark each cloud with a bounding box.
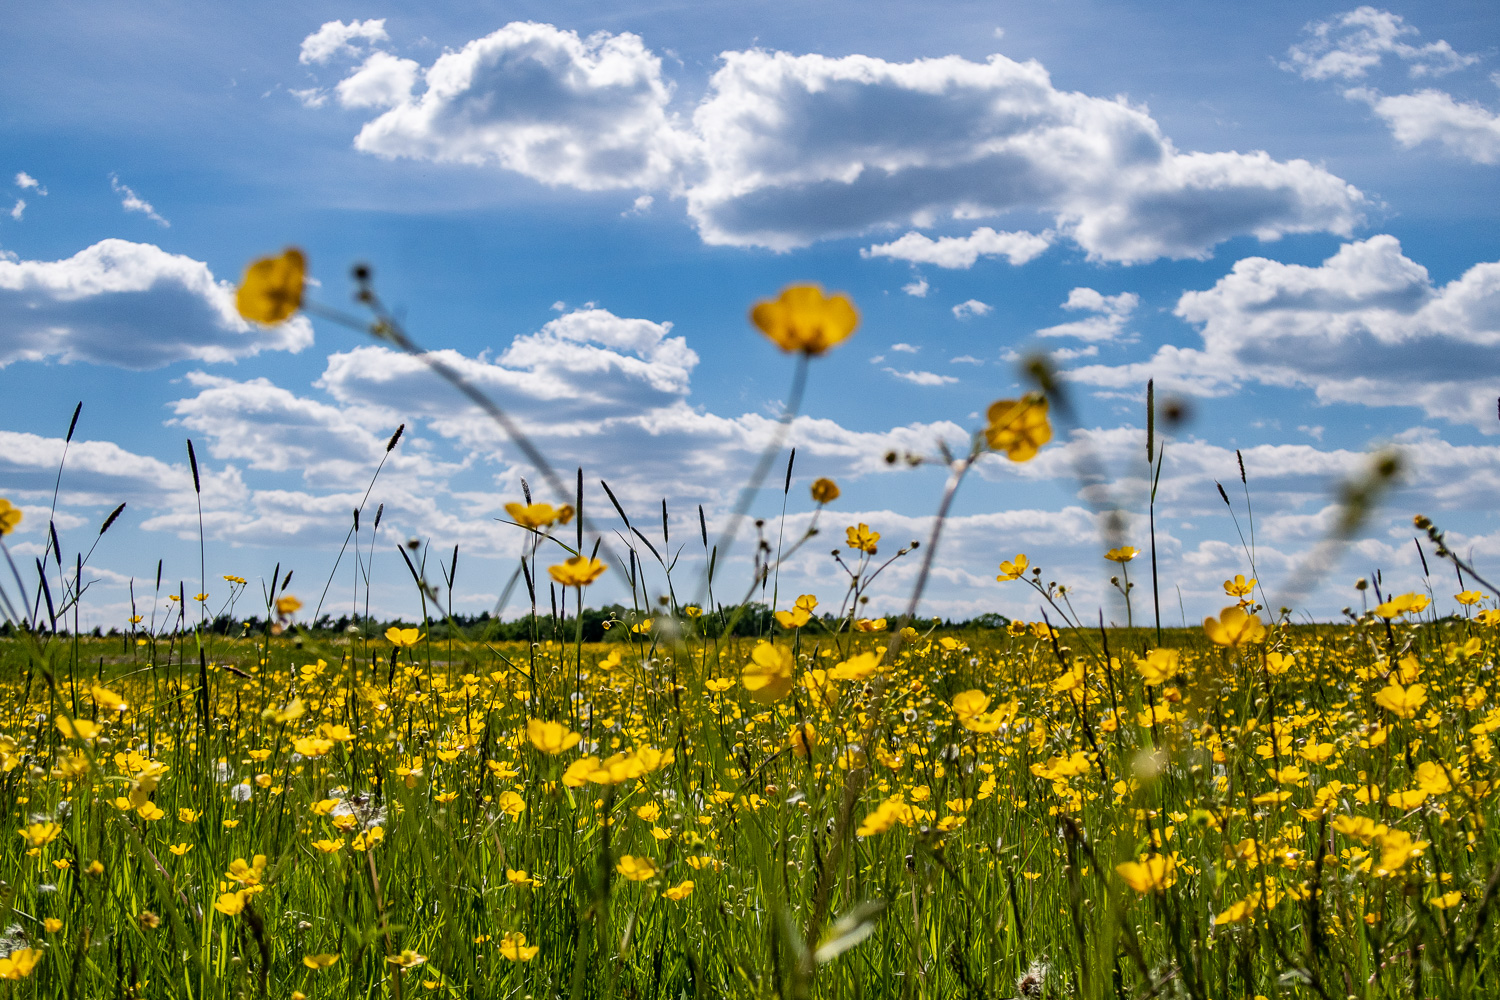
[347,22,692,191]
[687,49,1364,260]
[336,51,421,110]
[110,174,169,227]
[15,172,45,195]
[300,19,389,65]
[1036,287,1139,342]
[1070,235,1500,429]
[884,367,958,386]
[1283,8,1478,81]
[0,239,313,369]
[1347,87,1500,164]
[952,299,991,319]
[862,227,1051,269]
[949,355,984,365]
[9,199,22,221]
[169,372,434,487]
[901,277,929,297]
[890,342,919,354]
[1285,10,1497,165]
[318,24,1366,263]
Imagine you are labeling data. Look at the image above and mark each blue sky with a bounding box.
[2,0,1499,628]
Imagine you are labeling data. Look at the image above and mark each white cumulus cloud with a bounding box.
[1347,87,1500,164]
[952,299,991,319]
[1071,235,1500,429]
[348,22,693,191]
[884,367,957,386]
[316,24,1366,263]
[300,19,390,65]
[1036,287,1139,342]
[336,51,422,109]
[0,239,313,369]
[1284,7,1477,81]
[862,227,1051,269]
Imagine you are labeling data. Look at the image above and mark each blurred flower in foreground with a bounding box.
[0,948,41,980]
[751,285,858,355]
[1375,592,1430,619]
[742,642,794,703]
[548,556,607,588]
[505,502,573,529]
[616,854,657,881]
[1203,606,1265,647]
[236,249,305,325]
[527,718,582,755]
[1116,853,1176,893]
[985,395,1051,462]
[810,477,840,503]
[0,497,21,535]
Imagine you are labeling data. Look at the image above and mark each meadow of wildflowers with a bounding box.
[0,252,1497,1000]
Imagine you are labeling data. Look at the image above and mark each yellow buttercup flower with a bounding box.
[275,594,302,618]
[303,954,339,970]
[1203,606,1265,647]
[1134,648,1180,686]
[789,723,817,757]
[741,642,794,703]
[1374,681,1427,720]
[499,932,539,962]
[527,718,582,755]
[56,717,102,741]
[1374,592,1430,619]
[505,502,572,529]
[1223,574,1256,598]
[385,626,423,648]
[19,822,61,847]
[662,879,694,901]
[548,556,607,588]
[810,477,840,503]
[386,950,426,969]
[997,554,1029,582]
[845,523,880,555]
[0,498,21,536]
[0,948,41,980]
[615,854,658,881]
[1116,853,1176,893]
[1104,546,1139,563]
[236,249,306,325]
[750,284,858,355]
[984,394,1051,462]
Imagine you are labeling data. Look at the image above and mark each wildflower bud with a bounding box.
[1355,578,1368,591]
[884,451,898,465]
[352,263,371,282]
[1413,514,1432,530]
